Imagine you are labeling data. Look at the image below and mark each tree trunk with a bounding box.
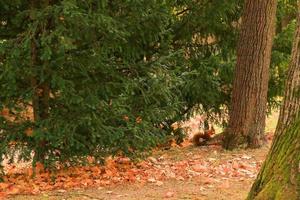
[247,117,300,199]
[30,0,50,162]
[223,0,277,149]
[248,2,300,199]
[275,1,300,138]
[30,0,51,122]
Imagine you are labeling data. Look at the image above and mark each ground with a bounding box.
[8,144,270,200]
[4,113,277,200]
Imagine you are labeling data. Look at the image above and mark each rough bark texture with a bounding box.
[248,3,300,199]
[247,117,300,200]
[223,0,277,149]
[275,2,300,138]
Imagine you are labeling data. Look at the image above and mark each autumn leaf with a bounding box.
[164,191,175,198]
[136,116,142,124]
[1,108,9,116]
[192,164,207,173]
[25,128,34,137]
[0,183,10,191]
[123,115,129,121]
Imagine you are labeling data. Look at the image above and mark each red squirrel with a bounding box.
[192,126,215,146]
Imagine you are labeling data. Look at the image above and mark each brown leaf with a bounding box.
[164,191,175,198]
[25,128,34,137]
[218,180,230,189]
[155,181,164,186]
[6,186,21,195]
[203,177,214,184]
[192,164,207,173]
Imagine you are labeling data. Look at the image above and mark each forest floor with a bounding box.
[5,112,278,200]
[10,144,270,200]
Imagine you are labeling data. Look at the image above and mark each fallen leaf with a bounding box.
[147,178,156,183]
[0,183,10,190]
[164,191,175,198]
[218,180,230,189]
[148,157,158,164]
[176,176,185,181]
[25,128,34,137]
[192,164,207,173]
[232,162,239,170]
[203,177,214,184]
[116,157,131,165]
[155,181,163,186]
[7,186,20,195]
[241,155,252,160]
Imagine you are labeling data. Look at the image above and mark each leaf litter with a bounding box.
[0,140,270,200]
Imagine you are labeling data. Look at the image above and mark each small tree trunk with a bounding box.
[248,2,300,199]
[30,0,51,122]
[30,34,40,122]
[30,42,50,121]
[223,0,277,149]
[30,0,50,162]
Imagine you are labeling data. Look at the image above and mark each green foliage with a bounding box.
[0,0,184,167]
[168,0,241,124]
[174,0,296,119]
[0,0,296,170]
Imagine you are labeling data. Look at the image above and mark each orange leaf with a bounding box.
[35,162,45,173]
[136,116,142,124]
[192,164,207,173]
[7,186,21,195]
[218,180,230,189]
[0,192,8,200]
[25,128,34,137]
[1,108,9,116]
[0,183,10,191]
[123,115,129,121]
[164,191,175,198]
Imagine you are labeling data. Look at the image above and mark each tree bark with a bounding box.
[223,0,277,149]
[247,118,300,199]
[275,2,300,138]
[248,2,300,199]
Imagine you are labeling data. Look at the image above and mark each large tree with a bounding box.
[275,17,300,136]
[223,0,278,149]
[247,2,300,199]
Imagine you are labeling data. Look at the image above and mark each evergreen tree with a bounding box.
[0,0,184,166]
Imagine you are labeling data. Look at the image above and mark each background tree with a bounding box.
[171,0,293,127]
[223,0,278,149]
[171,0,241,124]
